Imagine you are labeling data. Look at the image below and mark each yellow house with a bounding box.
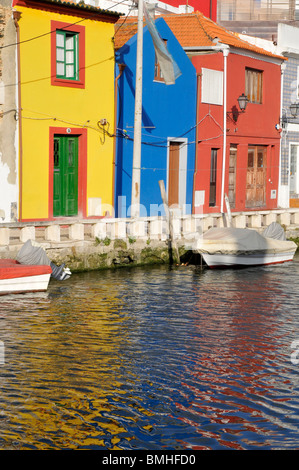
[13,0,120,221]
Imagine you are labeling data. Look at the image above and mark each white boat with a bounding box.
[195,224,297,269]
[0,239,72,295]
[0,259,52,295]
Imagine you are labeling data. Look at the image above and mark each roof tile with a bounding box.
[114,11,285,60]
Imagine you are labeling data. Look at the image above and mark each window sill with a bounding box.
[51,77,85,89]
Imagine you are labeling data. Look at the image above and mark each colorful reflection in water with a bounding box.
[0,259,298,450]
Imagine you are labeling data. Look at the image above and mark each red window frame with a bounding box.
[51,20,85,88]
[49,127,87,219]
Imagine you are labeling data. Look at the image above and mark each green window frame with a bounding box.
[56,30,79,81]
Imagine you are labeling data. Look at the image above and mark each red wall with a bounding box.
[191,51,282,214]
[166,0,217,20]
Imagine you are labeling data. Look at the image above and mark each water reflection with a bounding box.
[0,262,298,449]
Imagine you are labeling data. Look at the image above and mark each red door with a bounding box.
[168,142,180,207]
[246,146,266,208]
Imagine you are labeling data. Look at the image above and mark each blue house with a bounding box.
[114,16,197,218]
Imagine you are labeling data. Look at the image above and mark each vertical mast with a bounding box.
[131,0,143,218]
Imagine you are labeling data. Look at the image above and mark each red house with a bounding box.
[166,0,217,20]
[163,12,285,215]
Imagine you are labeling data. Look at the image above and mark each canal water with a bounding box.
[0,257,299,451]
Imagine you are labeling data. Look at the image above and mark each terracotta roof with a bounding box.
[114,16,142,49]
[26,0,121,17]
[114,11,285,60]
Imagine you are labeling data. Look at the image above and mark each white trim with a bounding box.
[166,138,188,213]
[289,141,299,197]
[286,123,299,132]
[183,45,284,66]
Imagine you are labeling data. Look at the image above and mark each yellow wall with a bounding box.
[16,5,117,220]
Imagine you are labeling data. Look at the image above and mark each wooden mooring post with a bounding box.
[159,180,180,264]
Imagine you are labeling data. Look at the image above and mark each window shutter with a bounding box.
[201,68,223,105]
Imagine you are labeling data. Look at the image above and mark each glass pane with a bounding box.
[257,150,264,168]
[54,139,59,167]
[68,140,74,166]
[290,145,297,174]
[66,35,74,50]
[66,51,74,64]
[56,32,64,47]
[56,48,64,61]
[66,64,74,78]
[56,62,64,76]
[248,149,254,168]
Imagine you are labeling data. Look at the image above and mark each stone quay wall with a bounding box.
[0,208,299,272]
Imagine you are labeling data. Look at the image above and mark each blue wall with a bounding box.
[115,18,197,217]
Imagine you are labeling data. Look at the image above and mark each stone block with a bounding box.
[0,228,9,246]
[248,214,262,228]
[278,212,291,226]
[92,222,106,240]
[265,212,277,226]
[149,219,163,240]
[69,223,84,240]
[45,224,60,242]
[20,226,35,243]
[234,214,246,228]
[130,220,146,238]
[291,210,299,225]
[114,221,127,239]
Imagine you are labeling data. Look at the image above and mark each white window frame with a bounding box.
[166,138,188,213]
[289,142,299,196]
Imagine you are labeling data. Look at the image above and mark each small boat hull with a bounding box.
[195,226,297,269]
[202,250,296,268]
[0,259,52,295]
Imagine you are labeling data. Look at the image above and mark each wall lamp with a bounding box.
[227,93,249,123]
[237,93,249,112]
[281,102,299,126]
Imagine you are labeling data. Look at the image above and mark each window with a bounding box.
[51,21,85,88]
[209,149,218,207]
[245,68,263,104]
[56,30,78,80]
[201,68,223,105]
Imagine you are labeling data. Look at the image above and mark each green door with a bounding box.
[53,135,78,217]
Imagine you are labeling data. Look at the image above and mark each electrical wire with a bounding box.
[0,0,131,50]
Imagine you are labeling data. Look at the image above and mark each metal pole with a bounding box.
[220,48,229,214]
[131,0,143,218]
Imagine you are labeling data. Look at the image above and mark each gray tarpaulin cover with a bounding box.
[196,227,297,255]
[16,240,71,280]
[16,239,51,266]
[262,222,286,240]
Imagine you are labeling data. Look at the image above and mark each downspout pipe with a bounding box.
[220,46,229,215]
[192,73,200,213]
[113,62,126,213]
[278,61,286,208]
[13,10,22,222]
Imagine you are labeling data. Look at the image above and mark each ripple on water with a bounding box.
[0,263,299,449]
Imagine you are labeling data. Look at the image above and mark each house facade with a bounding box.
[163,12,285,215]
[114,16,197,217]
[276,23,299,209]
[0,1,18,223]
[237,23,299,209]
[12,0,119,222]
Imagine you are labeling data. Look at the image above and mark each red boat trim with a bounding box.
[0,259,52,280]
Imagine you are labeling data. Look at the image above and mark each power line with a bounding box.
[0,0,130,50]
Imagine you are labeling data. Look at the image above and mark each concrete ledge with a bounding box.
[0,209,299,271]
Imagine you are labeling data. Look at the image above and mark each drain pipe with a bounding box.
[220,46,229,215]
[13,10,23,222]
[113,62,126,211]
